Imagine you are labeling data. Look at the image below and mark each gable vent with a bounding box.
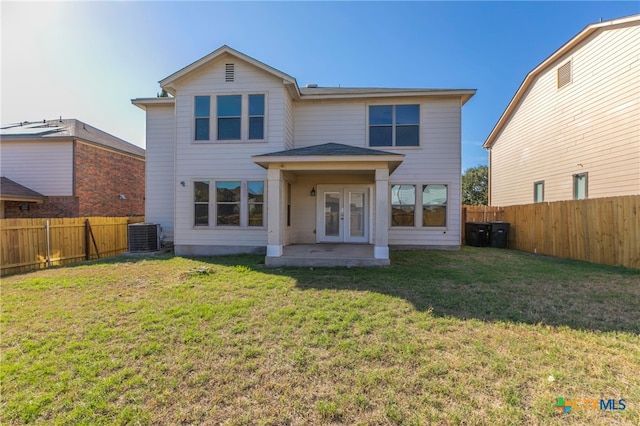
[225,63,235,82]
[557,60,572,89]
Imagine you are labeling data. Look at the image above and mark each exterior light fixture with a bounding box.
[310,188,316,197]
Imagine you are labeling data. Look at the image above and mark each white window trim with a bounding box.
[192,92,268,144]
[389,183,418,227]
[191,179,267,229]
[573,172,588,200]
[422,184,448,228]
[389,182,450,229]
[534,180,544,203]
[366,102,421,149]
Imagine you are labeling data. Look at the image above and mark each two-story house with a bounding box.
[133,46,475,266]
[483,14,640,206]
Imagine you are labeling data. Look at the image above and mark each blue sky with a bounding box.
[2,1,638,171]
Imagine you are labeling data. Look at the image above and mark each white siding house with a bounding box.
[133,46,475,265]
[484,14,640,206]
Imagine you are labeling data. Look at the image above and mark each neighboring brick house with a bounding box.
[0,119,145,218]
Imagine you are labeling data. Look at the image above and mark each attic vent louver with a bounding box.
[557,60,572,89]
[225,63,235,82]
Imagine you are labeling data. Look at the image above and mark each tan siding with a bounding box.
[171,56,282,247]
[0,140,73,195]
[490,23,640,206]
[294,101,365,147]
[145,104,175,240]
[161,52,466,249]
[294,97,463,247]
[388,99,462,247]
[284,95,295,150]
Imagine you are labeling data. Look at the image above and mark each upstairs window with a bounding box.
[217,95,242,140]
[249,94,265,140]
[369,105,419,147]
[573,173,588,200]
[194,96,210,140]
[557,60,572,89]
[193,94,266,142]
[534,181,544,203]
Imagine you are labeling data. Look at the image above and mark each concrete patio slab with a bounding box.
[265,244,389,267]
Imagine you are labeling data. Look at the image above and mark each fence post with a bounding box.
[85,219,91,260]
[45,220,51,268]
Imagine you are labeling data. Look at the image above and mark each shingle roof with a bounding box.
[300,87,469,96]
[1,119,145,158]
[0,177,45,201]
[255,143,400,157]
[298,87,476,104]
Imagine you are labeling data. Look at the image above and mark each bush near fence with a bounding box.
[1,216,145,275]
[462,195,640,269]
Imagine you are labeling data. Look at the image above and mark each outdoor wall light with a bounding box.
[310,187,316,197]
[180,181,186,187]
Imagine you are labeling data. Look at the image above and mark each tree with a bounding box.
[462,165,488,205]
[157,89,169,98]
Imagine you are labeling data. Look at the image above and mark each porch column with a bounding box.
[266,167,284,257]
[374,168,389,259]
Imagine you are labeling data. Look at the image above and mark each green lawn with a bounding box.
[2,247,639,425]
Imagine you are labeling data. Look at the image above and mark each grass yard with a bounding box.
[1,247,639,425]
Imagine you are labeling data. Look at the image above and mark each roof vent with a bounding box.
[225,63,235,82]
[557,60,572,89]
[306,83,318,88]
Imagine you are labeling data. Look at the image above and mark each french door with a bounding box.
[317,186,369,243]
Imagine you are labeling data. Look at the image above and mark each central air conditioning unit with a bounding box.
[128,223,161,252]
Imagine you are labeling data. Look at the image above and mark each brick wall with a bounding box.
[4,197,80,218]
[74,142,145,217]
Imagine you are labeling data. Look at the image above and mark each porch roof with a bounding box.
[252,143,404,173]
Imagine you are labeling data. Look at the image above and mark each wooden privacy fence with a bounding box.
[462,195,640,269]
[1,216,145,275]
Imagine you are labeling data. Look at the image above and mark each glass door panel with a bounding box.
[324,192,341,238]
[345,189,368,243]
[317,187,369,243]
[348,192,365,238]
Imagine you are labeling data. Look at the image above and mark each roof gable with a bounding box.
[483,14,640,149]
[160,45,299,95]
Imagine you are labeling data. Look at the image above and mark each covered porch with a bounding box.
[252,143,404,267]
